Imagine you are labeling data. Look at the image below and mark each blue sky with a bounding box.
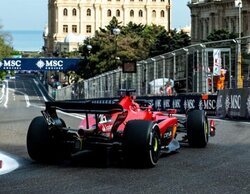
[0,0,190,31]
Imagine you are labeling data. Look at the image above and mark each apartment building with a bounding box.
[44,0,172,54]
[188,0,250,43]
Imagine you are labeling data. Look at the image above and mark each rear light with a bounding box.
[210,120,216,136]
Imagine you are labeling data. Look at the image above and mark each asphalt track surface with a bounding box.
[0,74,249,194]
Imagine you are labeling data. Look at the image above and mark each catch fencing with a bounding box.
[53,36,250,100]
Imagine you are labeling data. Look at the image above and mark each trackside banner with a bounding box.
[89,95,218,116]
[0,58,81,71]
[217,88,250,119]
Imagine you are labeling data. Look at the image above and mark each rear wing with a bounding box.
[42,101,126,131]
[45,101,124,114]
[41,100,126,128]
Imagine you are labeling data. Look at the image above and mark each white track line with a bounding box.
[0,83,5,103]
[24,94,31,107]
[0,152,19,175]
[8,89,30,108]
[33,79,48,102]
[4,80,9,108]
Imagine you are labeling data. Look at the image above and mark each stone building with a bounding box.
[188,0,250,43]
[44,0,172,54]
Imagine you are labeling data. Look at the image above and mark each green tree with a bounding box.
[78,18,191,79]
[0,25,14,80]
[149,29,191,57]
[205,29,237,42]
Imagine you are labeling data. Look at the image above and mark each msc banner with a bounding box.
[90,95,217,116]
[0,58,81,71]
[136,95,217,115]
[217,88,250,119]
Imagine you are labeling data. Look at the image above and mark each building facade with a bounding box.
[44,0,172,54]
[188,0,250,43]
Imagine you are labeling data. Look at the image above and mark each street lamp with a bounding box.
[113,27,121,66]
[113,28,121,36]
[113,27,121,88]
[87,44,92,54]
[235,0,243,88]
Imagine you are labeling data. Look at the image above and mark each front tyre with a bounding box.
[123,120,161,168]
[186,110,209,148]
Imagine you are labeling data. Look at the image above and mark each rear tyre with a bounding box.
[186,110,209,148]
[27,116,66,163]
[123,120,161,168]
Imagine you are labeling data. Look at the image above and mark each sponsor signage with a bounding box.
[217,88,250,119]
[87,95,217,116]
[0,58,81,71]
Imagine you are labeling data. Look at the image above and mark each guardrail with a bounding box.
[53,37,250,100]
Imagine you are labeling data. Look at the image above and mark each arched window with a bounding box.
[139,10,143,17]
[160,10,164,17]
[87,8,91,16]
[72,8,77,16]
[107,9,112,17]
[152,10,156,18]
[116,9,120,17]
[63,8,68,16]
[130,10,134,17]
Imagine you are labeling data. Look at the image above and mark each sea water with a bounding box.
[7,30,44,52]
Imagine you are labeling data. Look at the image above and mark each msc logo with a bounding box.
[3,60,22,67]
[35,60,64,70]
[45,60,63,67]
[184,99,195,110]
[0,60,22,69]
[36,60,45,69]
[225,95,230,113]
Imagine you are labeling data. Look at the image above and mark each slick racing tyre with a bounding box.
[123,120,161,168]
[27,116,67,163]
[186,110,209,148]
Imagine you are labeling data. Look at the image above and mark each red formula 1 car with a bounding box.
[27,89,215,168]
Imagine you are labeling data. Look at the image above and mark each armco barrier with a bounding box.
[89,94,217,116]
[217,88,250,119]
